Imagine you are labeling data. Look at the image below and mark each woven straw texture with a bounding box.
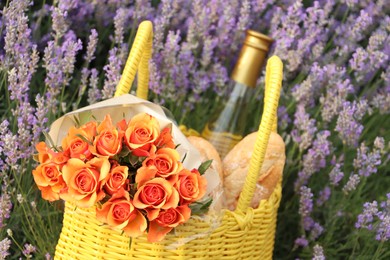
[54,20,284,259]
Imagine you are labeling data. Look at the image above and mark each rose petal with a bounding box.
[123,209,148,237]
[147,220,173,242]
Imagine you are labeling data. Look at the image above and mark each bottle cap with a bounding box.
[231,30,273,88]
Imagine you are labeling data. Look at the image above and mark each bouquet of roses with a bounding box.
[32,111,212,242]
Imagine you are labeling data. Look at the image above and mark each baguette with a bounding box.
[223,132,285,210]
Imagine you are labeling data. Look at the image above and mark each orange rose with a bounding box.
[61,126,94,160]
[35,142,50,163]
[175,169,207,205]
[133,178,179,220]
[135,166,158,188]
[147,205,191,242]
[116,118,127,132]
[35,142,69,168]
[125,113,160,157]
[96,189,147,237]
[92,115,123,157]
[32,162,65,201]
[104,165,129,196]
[60,157,110,208]
[50,151,69,169]
[80,121,98,139]
[142,147,182,183]
[154,127,175,149]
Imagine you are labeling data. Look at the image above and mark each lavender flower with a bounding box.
[22,243,36,259]
[376,213,390,242]
[43,36,82,112]
[0,186,12,228]
[153,0,174,52]
[278,105,291,130]
[0,238,11,260]
[235,0,251,34]
[295,131,331,189]
[310,222,324,241]
[342,174,361,194]
[84,29,98,64]
[61,37,83,78]
[2,0,34,66]
[376,194,390,241]
[291,104,317,151]
[356,201,379,230]
[87,68,101,104]
[51,6,69,41]
[299,186,313,219]
[329,164,344,186]
[312,244,325,260]
[102,48,122,99]
[356,196,390,242]
[335,101,364,147]
[0,120,19,171]
[295,236,309,248]
[316,187,331,207]
[113,7,130,46]
[353,140,382,177]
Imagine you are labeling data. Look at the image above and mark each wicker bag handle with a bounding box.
[115,21,283,215]
[114,21,153,99]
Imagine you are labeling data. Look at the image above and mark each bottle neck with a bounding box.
[230,45,268,88]
[231,30,273,88]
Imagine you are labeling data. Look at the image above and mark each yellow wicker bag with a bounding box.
[54,21,284,260]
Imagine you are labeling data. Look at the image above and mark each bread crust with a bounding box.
[187,136,224,183]
[223,132,285,210]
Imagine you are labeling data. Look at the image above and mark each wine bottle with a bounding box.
[201,30,273,158]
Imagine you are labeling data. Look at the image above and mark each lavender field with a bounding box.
[0,0,389,259]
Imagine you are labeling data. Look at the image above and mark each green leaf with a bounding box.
[43,131,61,152]
[198,159,213,175]
[75,134,93,145]
[181,152,188,163]
[118,145,131,157]
[73,115,81,128]
[189,198,213,215]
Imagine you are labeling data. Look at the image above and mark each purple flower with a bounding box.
[278,105,291,130]
[295,131,331,189]
[102,47,122,99]
[312,244,325,260]
[84,29,98,64]
[0,120,19,171]
[236,0,251,33]
[291,104,317,151]
[329,164,344,186]
[299,186,313,218]
[22,243,36,258]
[376,212,390,242]
[113,8,131,46]
[87,68,101,104]
[316,186,331,207]
[310,222,324,241]
[335,101,364,147]
[2,0,34,65]
[0,186,12,229]
[353,140,382,177]
[342,174,361,194]
[43,34,82,112]
[356,196,390,242]
[0,237,12,260]
[295,236,309,248]
[51,6,69,40]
